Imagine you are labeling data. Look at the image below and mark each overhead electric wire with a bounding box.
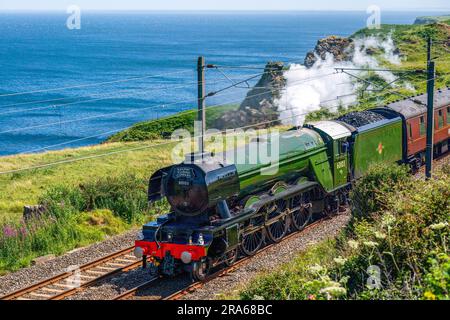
[0,71,339,135]
[0,75,260,116]
[0,69,195,99]
[17,82,325,154]
[2,67,444,173]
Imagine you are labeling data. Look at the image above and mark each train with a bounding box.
[134,88,450,281]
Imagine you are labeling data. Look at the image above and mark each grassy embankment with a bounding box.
[235,164,449,300]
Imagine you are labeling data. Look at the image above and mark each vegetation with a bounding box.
[107,104,238,142]
[239,164,449,300]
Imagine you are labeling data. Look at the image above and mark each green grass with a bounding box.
[0,140,177,273]
[0,139,176,224]
[107,104,238,142]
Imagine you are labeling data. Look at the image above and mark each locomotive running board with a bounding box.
[247,181,318,213]
[205,181,318,232]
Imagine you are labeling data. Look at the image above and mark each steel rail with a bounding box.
[1,246,140,300]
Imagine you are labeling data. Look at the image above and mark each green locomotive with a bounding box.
[134,89,449,281]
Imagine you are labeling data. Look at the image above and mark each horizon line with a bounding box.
[0,9,449,13]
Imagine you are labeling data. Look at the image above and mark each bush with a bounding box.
[239,164,450,300]
[40,174,150,223]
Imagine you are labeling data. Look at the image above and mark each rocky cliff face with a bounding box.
[304,36,354,68]
[214,62,285,130]
[414,15,450,25]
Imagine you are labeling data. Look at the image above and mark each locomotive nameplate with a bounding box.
[173,167,194,179]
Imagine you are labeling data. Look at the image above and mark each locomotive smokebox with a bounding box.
[148,155,240,217]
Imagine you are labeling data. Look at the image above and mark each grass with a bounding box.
[107,104,238,142]
[0,139,176,224]
[0,140,177,273]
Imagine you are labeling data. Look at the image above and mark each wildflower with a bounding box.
[307,294,316,300]
[333,256,347,266]
[2,225,17,238]
[308,264,325,274]
[423,291,436,300]
[430,222,448,231]
[348,240,359,249]
[374,231,387,240]
[319,286,347,298]
[381,213,396,228]
[363,241,378,248]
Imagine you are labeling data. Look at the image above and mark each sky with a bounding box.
[0,0,449,12]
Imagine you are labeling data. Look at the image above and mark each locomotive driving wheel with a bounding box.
[291,193,312,231]
[223,248,238,267]
[240,230,265,256]
[266,200,289,243]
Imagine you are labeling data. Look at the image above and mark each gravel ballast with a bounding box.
[181,213,351,300]
[0,229,139,296]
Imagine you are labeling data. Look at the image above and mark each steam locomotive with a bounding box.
[134,88,450,280]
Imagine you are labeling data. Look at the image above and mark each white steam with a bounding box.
[277,35,414,126]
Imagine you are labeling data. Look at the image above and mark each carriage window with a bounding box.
[408,123,413,139]
[447,107,450,125]
[438,110,444,128]
[419,116,426,136]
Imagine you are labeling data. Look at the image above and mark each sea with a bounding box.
[0,11,447,156]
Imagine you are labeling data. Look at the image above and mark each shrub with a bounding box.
[239,164,449,300]
[40,174,150,223]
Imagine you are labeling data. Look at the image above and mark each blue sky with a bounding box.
[1,0,449,12]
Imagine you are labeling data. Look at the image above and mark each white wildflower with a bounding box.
[374,231,387,240]
[320,286,347,298]
[430,222,448,231]
[348,240,359,250]
[309,264,325,274]
[333,256,347,266]
[381,213,396,227]
[363,241,379,248]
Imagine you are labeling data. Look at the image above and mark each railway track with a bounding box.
[114,213,339,301]
[1,246,141,300]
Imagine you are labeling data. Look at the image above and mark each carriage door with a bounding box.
[333,139,349,188]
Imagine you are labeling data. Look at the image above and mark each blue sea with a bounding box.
[0,11,447,156]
